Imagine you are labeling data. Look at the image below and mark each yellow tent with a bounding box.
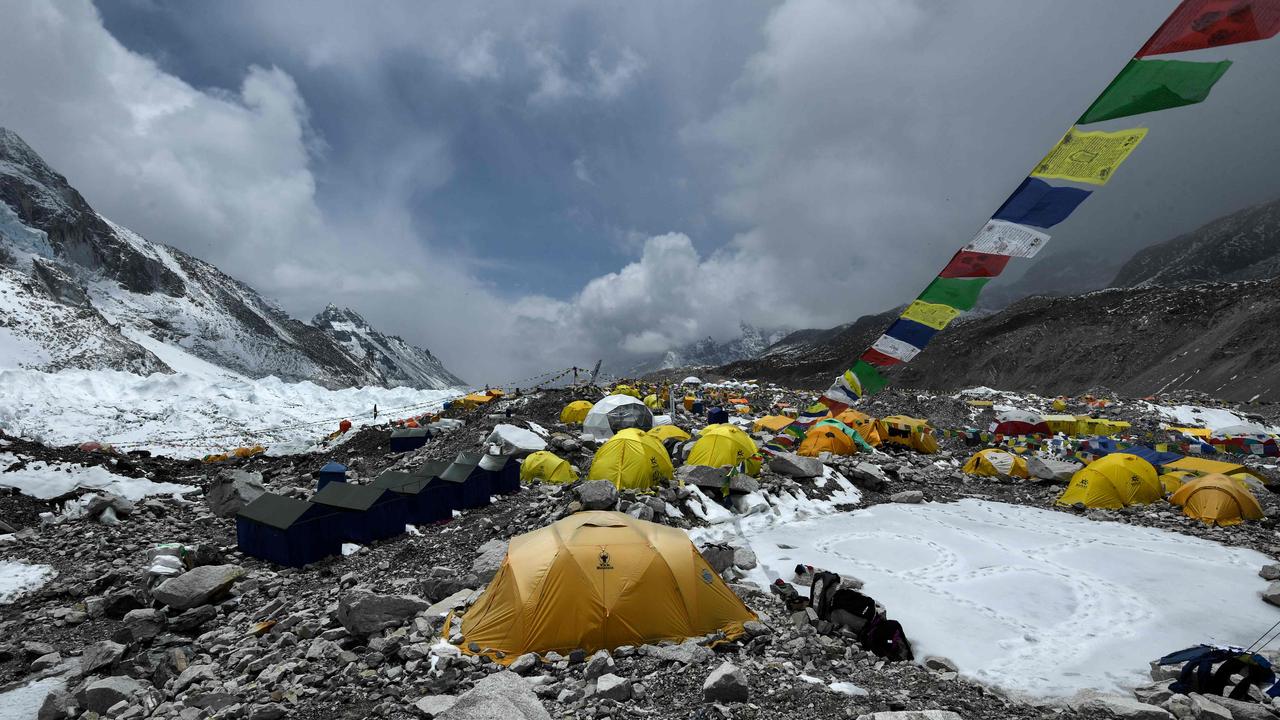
[1057,453,1162,509]
[461,392,496,408]
[1162,457,1266,483]
[587,429,673,490]
[643,394,662,410]
[1041,415,1079,435]
[1158,470,1194,494]
[520,451,578,484]
[881,416,938,454]
[612,384,641,399]
[962,449,1029,478]
[752,415,794,433]
[687,424,761,476]
[682,396,696,412]
[798,427,855,457]
[1168,426,1213,438]
[648,425,692,443]
[459,511,756,661]
[560,400,594,424]
[1169,473,1263,527]
[834,409,884,447]
[1051,398,1068,412]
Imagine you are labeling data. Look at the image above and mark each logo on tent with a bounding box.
[597,550,613,570]
[701,569,714,585]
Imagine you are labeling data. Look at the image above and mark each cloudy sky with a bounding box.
[3,1,1280,384]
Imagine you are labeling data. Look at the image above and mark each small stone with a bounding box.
[574,480,619,511]
[152,564,244,610]
[1187,694,1231,720]
[79,641,126,676]
[889,490,924,504]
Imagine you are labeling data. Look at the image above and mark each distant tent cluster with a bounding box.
[236,454,522,567]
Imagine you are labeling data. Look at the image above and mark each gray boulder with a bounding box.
[702,661,748,702]
[574,480,619,511]
[699,543,736,574]
[37,688,72,720]
[625,503,655,522]
[121,608,166,642]
[1076,695,1173,720]
[1261,564,1280,582]
[846,462,889,490]
[508,653,540,675]
[1206,696,1279,720]
[594,673,631,702]
[80,676,144,715]
[79,640,126,676]
[471,539,509,582]
[644,641,714,665]
[206,470,266,518]
[152,564,244,610]
[415,694,459,717]
[173,663,216,693]
[1264,581,1280,608]
[437,671,550,720]
[337,592,431,635]
[677,464,732,490]
[732,545,758,570]
[1187,694,1231,720]
[768,453,823,479]
[890,490,924,504]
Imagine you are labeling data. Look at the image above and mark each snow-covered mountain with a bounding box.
[631,323,791,375]
[0,127,463,390]
[312,304,464,389]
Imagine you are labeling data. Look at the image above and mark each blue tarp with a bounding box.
[1081,438,1184,471]
[316,461,348,490]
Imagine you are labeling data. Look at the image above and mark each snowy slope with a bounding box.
[0,127,464,390]
[632,323,792,374]
[0,366,457,458]
[313,304,465,389]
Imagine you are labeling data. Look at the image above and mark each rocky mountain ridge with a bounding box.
[0,127,463,390]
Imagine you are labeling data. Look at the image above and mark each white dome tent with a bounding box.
[583,394,654,440]
[681,376,703,385]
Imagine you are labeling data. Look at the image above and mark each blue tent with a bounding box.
[316,461,348,490]
[371,469,451,525]
[389,428,431,453]
[311,482,407,543]
[477,454,520,495]
[236,493,341,568]
[442,452,491,509]
[707,407,729,425]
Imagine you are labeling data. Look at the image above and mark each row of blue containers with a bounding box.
[235,453,520,567]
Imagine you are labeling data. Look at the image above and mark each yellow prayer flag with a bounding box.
[901,300,960,331]
[1031,127,1147,186]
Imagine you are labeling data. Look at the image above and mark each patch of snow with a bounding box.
[740,499,1280,699]
[1149,402,1279,433]
[0,561,56,603]
[341,543,363,556]
[0,453,194,500]
[0,676,64,720]
[829,681,869,696]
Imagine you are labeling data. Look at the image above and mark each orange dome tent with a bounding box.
[1169,473,1264,527]
[798,427,855,457]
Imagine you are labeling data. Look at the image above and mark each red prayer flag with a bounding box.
[860,348,903,368]
[938,250,1011,279]
[1138,0,1280,56]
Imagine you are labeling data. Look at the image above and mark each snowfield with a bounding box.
[0,368,459,458]
[0,560,56,604]
[734,499,1280,699]
[0,453,195,500]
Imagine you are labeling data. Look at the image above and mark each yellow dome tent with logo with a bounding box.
[612,384,641,399]
[753,415,794,434]
[644,394,662,410]
[560,400,594,424]
[648,425,691,443]
[587,428,673,490]
[881,415,939,454]
[687,424,761,476]
[962,449,1030,478]
[1158,469,1195,494]
[458,511,756,661]
[1169,473,1263,527]
[520,451,578,484]
[1057,453,1162,509]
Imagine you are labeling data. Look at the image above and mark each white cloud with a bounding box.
[572,156,594,184]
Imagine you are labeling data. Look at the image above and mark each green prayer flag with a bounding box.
[1079,59,1231,125]
[917,276,990,311]
[851,360,888,396]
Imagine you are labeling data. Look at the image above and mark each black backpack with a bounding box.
[862,615,914,662]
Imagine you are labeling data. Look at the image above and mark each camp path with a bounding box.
[739,498,1280,699]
